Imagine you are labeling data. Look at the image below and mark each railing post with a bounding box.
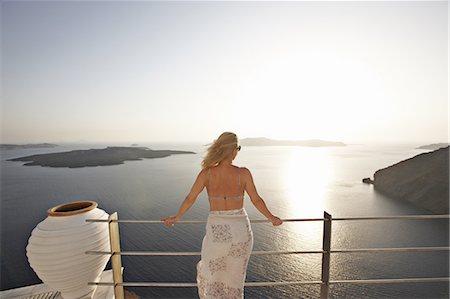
[109,212,124,299]
[320,211,332,299]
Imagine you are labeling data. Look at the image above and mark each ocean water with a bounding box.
[0,142,448,298]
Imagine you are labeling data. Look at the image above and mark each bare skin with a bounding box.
[161,147,283,227]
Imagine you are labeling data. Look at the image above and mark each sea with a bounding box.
[1,142,449,299]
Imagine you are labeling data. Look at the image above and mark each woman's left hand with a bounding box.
[269,215,283,226]
[161,216,179,227]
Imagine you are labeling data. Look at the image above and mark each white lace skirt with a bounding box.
[196,208,254,299]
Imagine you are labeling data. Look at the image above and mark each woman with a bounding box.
[161,132,283,298]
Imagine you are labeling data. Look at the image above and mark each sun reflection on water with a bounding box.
[271,147,333,279]
[282,147,332,218]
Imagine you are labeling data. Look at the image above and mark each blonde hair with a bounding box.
[201,132,239,169]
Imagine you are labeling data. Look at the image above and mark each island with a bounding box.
[240,137,346,147]
[366,146,449,214]
[7,146,196,168]
[416,143,449,150]
[0,143,58,150]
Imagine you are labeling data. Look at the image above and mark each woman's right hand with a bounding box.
[161,215,179,227]
[269,215,283,226]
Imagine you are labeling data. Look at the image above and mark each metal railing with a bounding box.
[86,212,450,299]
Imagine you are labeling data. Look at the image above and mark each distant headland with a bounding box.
[416,143,449,150]
[363,146,449,214]
[0,143,58,150]
[240,137,346,147]
[8,146,196,168]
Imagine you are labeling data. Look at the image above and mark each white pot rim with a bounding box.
[47,201,98,217]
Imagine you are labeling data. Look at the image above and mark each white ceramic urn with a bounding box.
[26,201,111,299]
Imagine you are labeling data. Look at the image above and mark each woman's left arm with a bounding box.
[161,169,207,227]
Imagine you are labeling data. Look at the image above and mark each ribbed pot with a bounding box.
[26,201,111,299]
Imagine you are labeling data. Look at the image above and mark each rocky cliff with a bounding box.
[373,146,449,214]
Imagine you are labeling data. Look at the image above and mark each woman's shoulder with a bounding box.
[236,166,251,175]
[199,167,212,176]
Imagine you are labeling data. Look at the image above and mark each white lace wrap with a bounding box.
[197,208,254,299]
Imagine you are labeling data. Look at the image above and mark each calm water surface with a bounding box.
[1,143,448,298]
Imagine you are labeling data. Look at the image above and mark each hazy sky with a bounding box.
[1,1,448,144]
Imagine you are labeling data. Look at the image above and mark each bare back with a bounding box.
[206,164,245,211]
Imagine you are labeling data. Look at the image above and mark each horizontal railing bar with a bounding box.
[86,214,450,223]
[254,219,324,223]
[251,250,326,255]
[85,251,110,255]
[89,277,450,287]
[85,247,450,256]
[332,215,450,221]
[85,246,449,256]
[88,281,324,287]
[331,246,450,253]
[329,277,450,284]
[85,250,326,256]
[85,218,325,223]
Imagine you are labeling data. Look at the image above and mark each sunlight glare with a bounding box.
[231,50,386,142]
[283,147,332,218]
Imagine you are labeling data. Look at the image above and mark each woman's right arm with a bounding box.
[161,168,206,227]
[242,168,282,226]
